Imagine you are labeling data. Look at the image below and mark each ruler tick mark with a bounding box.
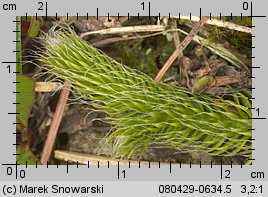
[117,161,119,179]
[248,117,266,120]
[2,61,19,63]
[250,15,267,18]
[220,161,222,179]
[250,2,253,20]
[149,2,150,20]
[45,2,48,20]
[248,66,260,68]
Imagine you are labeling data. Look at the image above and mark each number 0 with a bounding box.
[7,167,12,175]
[243,2,249,10]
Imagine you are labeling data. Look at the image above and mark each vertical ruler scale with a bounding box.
[0,0,267,196]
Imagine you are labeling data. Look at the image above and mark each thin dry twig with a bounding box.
[170,16,252,34]
[35,82,62,92]
[40,81,71,164]
[171,19,184,83]
[54,150,171,165]
[177,28,249,71]
[92,31,166,47]
[155,16,209,81]
[91,28,199,47]
[171,20,183,58]
[80,25,166,39]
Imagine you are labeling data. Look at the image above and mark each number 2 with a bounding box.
[225,170,231,178]
[38,2,43,10]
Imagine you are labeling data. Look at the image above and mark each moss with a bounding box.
[37,26,252,159]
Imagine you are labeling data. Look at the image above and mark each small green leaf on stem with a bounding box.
[192,76,214,93]
[16,75,35,130]
[17,146,40,165]
[27,17,40,38]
